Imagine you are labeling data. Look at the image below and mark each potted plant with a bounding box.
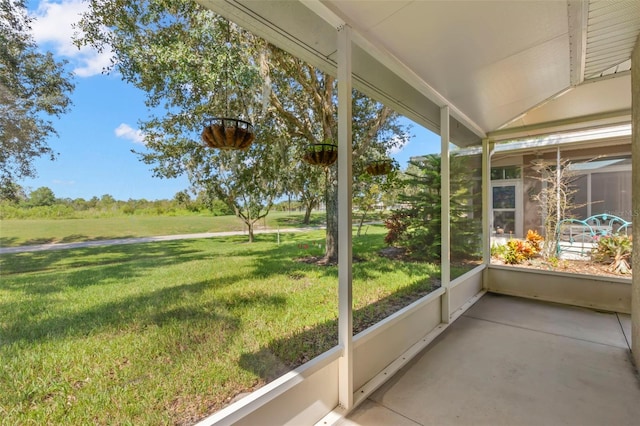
[302,142,338,166]
[365,159,395,176]
[202,117,255,150]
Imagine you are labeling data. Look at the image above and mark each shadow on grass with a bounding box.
[271,213,326,228]
[1,233,315,346]
[0,240,210,277]
[238,276,440,382]
[245,231,441,285]
[0,234,142,247]
[2,276,287,345]
[2,228,447,378]
[1,236,29,246]
[56,234,139,244]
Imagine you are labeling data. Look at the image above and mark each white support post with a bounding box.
[441,105,451,323]
[556,147,561,227]
[630,29,639,370]
[337,23,353,411]
[482,139,494,264]
[482,139,493,289]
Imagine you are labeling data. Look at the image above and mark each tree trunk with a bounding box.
[324,166,338,263]
[303,200,314,224]
[247,221,255,243]
[357,208,369,237]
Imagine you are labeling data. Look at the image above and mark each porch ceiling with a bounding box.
[195,0,639,147]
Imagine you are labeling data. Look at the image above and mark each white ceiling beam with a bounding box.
[488,109,631,142]
[568,0,589,86]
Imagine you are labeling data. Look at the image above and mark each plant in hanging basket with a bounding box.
[202,118,255,150]
[303,143,338,166]
[365,159,394,176]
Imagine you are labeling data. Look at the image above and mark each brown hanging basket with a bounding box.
[303,143,338,167]
[202,118,255,150]
[365,159,394,176]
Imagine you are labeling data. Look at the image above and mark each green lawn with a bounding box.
[0,211,327,247]
[0,226,443,425]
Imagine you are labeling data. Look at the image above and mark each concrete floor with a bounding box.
[343,293,639,426]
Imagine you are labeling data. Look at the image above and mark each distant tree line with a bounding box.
[0,185,232,219]
[0,185,321,220]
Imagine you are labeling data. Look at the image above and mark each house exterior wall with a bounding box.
[493,142,631,238]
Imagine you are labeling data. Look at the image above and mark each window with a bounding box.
[569,157,631,221]
[491,166,521,180]
[492,182,522,236]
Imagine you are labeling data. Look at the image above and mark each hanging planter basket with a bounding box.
[303,143,338,167]
[365,159,394,176]
[202,117,255,150]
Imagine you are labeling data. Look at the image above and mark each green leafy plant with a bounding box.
[494,229,542,265]
[385,154,481,261]
[547,255,559,268]
[491,242,508,258]
[592,234,632,275]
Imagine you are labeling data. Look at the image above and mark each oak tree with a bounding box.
[76,0,409,251]
[0,0,74,197]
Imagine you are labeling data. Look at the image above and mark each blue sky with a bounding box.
[21,0,441,201]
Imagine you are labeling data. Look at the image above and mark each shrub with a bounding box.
[494,229,543,265]
[384,211,408,246]
[490,242,507,258]
[384,154,481,261]
[592,234,632,274]
[526,229,544,252]
[502,239,534,264]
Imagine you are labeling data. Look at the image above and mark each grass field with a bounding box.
[0,226,446,425]
[0,211,328,247]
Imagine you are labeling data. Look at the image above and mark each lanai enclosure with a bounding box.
[194,1,640,425]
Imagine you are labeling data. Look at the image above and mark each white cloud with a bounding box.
[388,134,409,155]
[114,123,146,145]
[73,53,113,78]
[29,0,113,77]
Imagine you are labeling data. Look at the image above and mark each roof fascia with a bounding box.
[488,109,631,143]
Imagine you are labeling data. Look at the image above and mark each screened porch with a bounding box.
[192,1,640,425]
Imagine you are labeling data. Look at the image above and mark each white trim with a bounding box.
[195,347,342,426]
[441,105,451,323]
[568,0,588,86]
[491,180,523,238]
[352,287,446,346]
[489,112,631,143]
[337,23,354,411]
[482,140,493,291]
[450,264,487,290]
